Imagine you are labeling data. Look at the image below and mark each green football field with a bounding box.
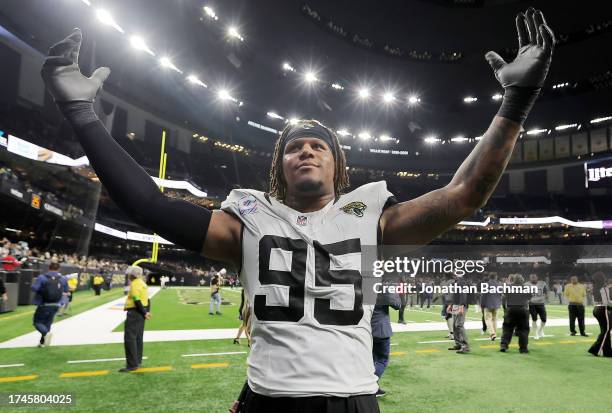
[0,287,607,413]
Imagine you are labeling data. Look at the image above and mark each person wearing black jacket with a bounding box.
[371,288,401,397]
[500,274,532,353]
[588,272,612,357]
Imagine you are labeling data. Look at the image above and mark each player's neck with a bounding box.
[283,191,335,213]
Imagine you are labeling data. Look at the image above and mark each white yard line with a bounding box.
[67,357,148,364]
[0,364,24,368]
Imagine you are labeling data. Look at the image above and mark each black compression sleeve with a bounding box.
[60,104,210,252]
[134,299,147,316]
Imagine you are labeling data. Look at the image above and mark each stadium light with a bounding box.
[474,136,483,141]
[358,131,372,140]
[331,83,344,90]
[492,93,503,101]
[463,96,478,103]
[96,9,124,33]
[288,118,300,125]
[218,89,237,102]
[186,75,207,88]
[337,129,350,137]
[266,111,284,120]
[282,62,295,72]
[552,82,570,89]
[81,0,91,5]
[590,115,612,124]
[424,136,440,144]
[382,92,395,103]
[555,123,578,131]
[451,136,468,142]
[304,71,318,83]
[407,95,420,105]
[227,26,244,41]
[130,36,155,56]
[526,128,548,135]
[358,88,370,99]
[203,6,218,20]
[379,134,393,142]
[159,57,182,73]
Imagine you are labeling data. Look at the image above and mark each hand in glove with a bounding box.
[41,28,110,103]
[486,8,555,89]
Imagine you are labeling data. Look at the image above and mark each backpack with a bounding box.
[41,274,63,303]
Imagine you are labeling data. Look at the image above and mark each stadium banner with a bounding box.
[7,134,89,167]
[584,156,612,188]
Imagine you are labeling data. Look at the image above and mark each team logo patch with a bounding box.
[238,195,258,215]
[296,215,308,226]
[341,201,367,217]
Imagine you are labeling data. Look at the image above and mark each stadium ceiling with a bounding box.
[0,0,611,160]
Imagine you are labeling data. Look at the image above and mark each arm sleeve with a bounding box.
[31,276,42,292]
[133,298,147,316]
[61,105,211,252]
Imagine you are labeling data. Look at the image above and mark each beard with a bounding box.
[294,179,323,194]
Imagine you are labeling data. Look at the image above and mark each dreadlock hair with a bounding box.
[268,119,349,201]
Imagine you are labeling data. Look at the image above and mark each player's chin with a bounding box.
[294,177,324,193]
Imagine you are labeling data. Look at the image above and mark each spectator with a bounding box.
[500,274,531,354]
[588,272,612,357]
[371,286,401,397]
[564,276,588,336]
[120,266,151,372]
[481,273,502,341]
[31,262,68,347]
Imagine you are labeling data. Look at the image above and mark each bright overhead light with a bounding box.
[337,129,350,136]
[186,75,207,88]
[130,36,155,56]
[266,111,284,120]
[474,136,483,141]
[159,57,182,73]
[282,62,295,72]
[218,89,237,102]
[379,134,393,141]
[288,118,300,125]
[227,26,244,41]
[358,131,372,140]
[203,6,218,20]
[358,88,370,99]
[552,82,570,89]
[81,0,91,6]
[492,93,503,101]
[590,115,612,124]
[463,96,478,103]
[331,83,344,90]
[451,136,468,142]
[96,9,124,33]
[424,136,440,144]
[382,92,395,103]
[555,123,578,131]
[526,128,548,135]
[304,71,318,83]
[407,95,420,105]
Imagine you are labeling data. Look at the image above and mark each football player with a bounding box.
[41,8,554,412]
[525,273,549,339]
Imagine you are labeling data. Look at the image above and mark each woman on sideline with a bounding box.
[233,289,251,346]
[588,272,612,357]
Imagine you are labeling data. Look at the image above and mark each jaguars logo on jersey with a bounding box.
[341,201,367,217]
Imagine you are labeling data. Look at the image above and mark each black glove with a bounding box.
[41,28,110,103]
[487,8,556,124]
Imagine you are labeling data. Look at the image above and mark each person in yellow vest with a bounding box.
[564,276,588,336]
[120,266,151,372]
[92,273,104,296]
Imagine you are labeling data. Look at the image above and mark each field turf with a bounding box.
[0,287,607,413]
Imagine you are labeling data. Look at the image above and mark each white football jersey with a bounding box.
[524,280,548,304]
[221,181,394,397]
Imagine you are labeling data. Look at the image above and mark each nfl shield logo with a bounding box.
[296,215,308,226]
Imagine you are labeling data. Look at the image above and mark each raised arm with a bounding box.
[381,8,555,245]
[41,29,242,265]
